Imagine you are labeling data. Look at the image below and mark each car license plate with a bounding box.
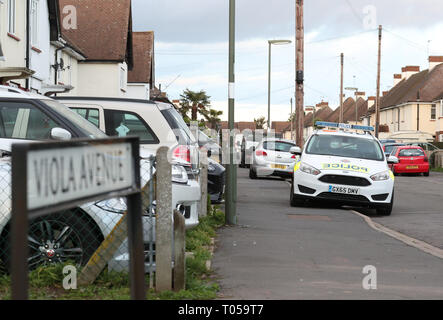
[328,185,360,195]
[271,164,287,170]
[406,165,418,169]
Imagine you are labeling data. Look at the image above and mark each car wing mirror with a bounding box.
[387,155,399,164]
[51,127,72,141]
[290,146,302,155]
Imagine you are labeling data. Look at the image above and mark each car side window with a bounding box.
[104,109,159,143]
[0,101,59,139]
[71,108,100,128]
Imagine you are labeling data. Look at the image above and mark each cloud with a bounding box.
[133,0,443,43]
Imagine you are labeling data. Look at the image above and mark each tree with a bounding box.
[254,116,266,129]
[179,89,211,122]
[203,108,223,130]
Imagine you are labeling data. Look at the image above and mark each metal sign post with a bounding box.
[10,137,145,300]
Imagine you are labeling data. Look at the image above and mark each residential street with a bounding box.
[212,169,443,299]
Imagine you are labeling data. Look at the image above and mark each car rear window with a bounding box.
[160,107,195,145]
[398,148,425,157]
[263,141,296,152]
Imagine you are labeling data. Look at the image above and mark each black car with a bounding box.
[207,157,225,203]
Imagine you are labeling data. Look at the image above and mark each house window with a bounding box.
[120,66,127,91]
[30,0,39,46]
[431,104,436,120]
[7,0,16,34]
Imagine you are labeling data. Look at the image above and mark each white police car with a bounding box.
[290,122,396,216]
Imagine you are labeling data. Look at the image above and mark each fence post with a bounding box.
[155,146,173,292]
[173,210,186,291]
[200,149,208,217]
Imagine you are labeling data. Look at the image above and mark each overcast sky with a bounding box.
[132,0,443,122]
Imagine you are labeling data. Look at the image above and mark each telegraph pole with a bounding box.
[225,0,236,225]
[340,53,344,123]
[295,0,305,148]
[375,25,382,138]
[290,98,293,140]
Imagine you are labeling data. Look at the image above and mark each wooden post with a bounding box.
[200,149,208,217]
[340,53,344,123]
[295,0,305,148]
[173,210,186,291]
[155,146,173,292]
[375,25,382,138]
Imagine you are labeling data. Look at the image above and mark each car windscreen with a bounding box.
[306,134,384,161]
[160,107,195,145]
[263,141,296,152]
[384,144,403,154]
[398,148,425,157]
[42,100,108,139]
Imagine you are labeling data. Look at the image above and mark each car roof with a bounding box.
[0,86,52,100]
[261,138,296,143]
[395,145,424,150]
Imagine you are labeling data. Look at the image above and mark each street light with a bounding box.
[267,39,292,131]
[345,86,358,124]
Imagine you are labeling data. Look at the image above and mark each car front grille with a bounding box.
[317,192,369,203]
[319,175,371,186]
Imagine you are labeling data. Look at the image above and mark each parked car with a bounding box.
[379,139,397,145]
[207,157,225,203]
[55,96,201,228]
[290,125,395,216]
[406,142,440,152]
[0,87,194,272]
[249,138,298,179]
[240,131,262,168]
[389,146,430,176]
[382,143,406,157]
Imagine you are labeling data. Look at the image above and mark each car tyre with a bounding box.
[290,182,305,207]
[0,210,103,273]
[423,171,429,177]
[249,167,257,179]
[376,190,394,216]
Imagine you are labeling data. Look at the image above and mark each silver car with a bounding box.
[249,138,299,179]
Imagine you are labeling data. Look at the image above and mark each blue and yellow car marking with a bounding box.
[389,170,395,180]
[294,160,301,172]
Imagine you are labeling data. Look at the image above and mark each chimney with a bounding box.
[367,96,376,109]
[305,106,314,112]
[315,101,329,109]
[355,91,365,101]
[393,74,402,87]
[401,66,420,80]
[429,56,443,71]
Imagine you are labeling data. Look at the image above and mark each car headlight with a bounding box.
[370,170,390,181]
[208,163,216,172]
[95,197,127,214]
[299,162,321,176]
[172,165,188,184]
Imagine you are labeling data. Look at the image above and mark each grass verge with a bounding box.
[431,167,443,172]
[0,206,225,300]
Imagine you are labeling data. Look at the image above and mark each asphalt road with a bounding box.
[357,171,443,248]
[212,168,443,299]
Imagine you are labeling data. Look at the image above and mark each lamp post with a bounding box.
[267,39,292,131]
[345,87,358,124]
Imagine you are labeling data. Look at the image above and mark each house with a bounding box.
[127,31,155,100]
[302,102,333,140]
[271,121,291,138]
[370,57,443,141]
[58,0,133,97]
[0,0,34,88]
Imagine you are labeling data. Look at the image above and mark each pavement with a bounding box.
[212,168,443,299]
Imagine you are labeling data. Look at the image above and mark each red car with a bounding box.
[389,146,430,176]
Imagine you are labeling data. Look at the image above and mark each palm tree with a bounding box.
[202,108,223,130]
[254,116,266,129]
[179,89,211,122]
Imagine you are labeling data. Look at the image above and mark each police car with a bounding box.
[289,122,397,216]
